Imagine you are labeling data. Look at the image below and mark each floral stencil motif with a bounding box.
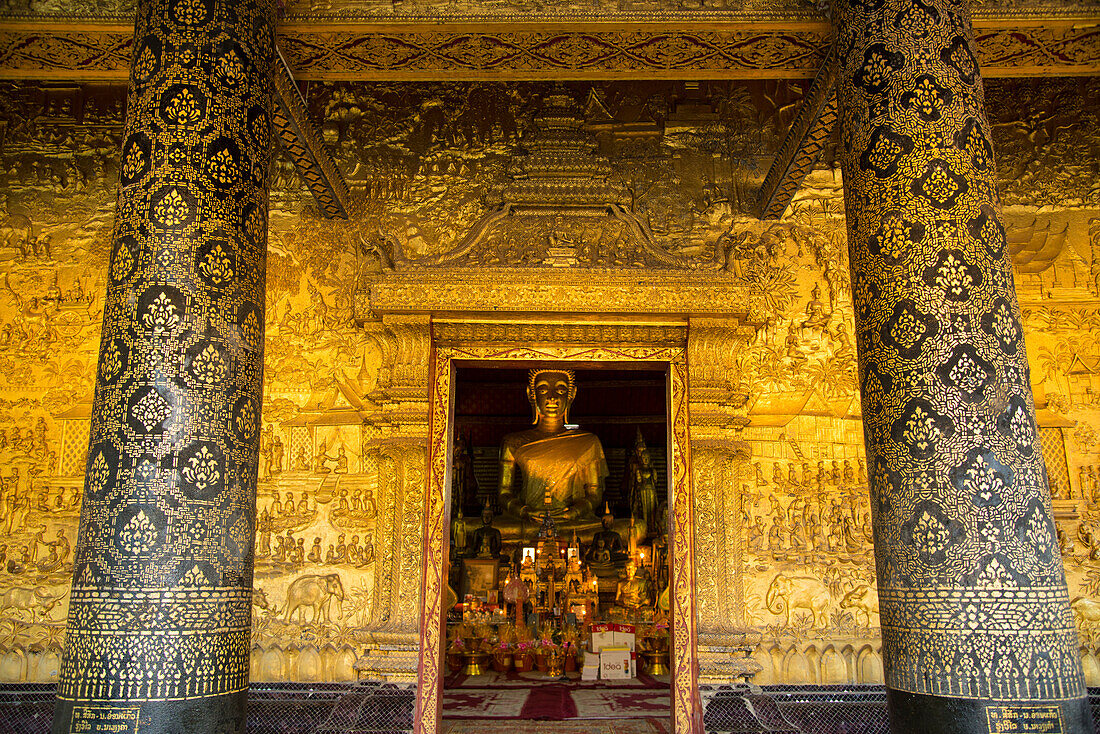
[881,301,937,359]
[208,145,239,187]
[198,243,235,286]
[901,500,963,565]
[900,75,952,122]
[941,36,979,84]
[967,204,1006,258]
[893,398,953,460]
[161,86,204,127]
[171,0,208,25]
[958,450,1010,507]
[131,389,171,432]
[925,250,981,302]
[142,291,182,334]
[234,397,258,442]
[179,565,208,587]
[912,159,967,209]
[894,0,939,40]
[133,37,160,83]
[88,451,111,495]
[118,510,158,554]
[1019,504,1053,562]
[110,237,137,283]
[239,307,261,349]
[152,187,193,228]
[860,125,913,178]
[216,46,247,88]
[936,344,994,402]
[982,298,1022,354]
[189,343,227,385]
[870,211,925,263]
[100,340,125,384]
[181,445,221,493]
[955,118,994,172]
[121,135,150,184]
[854,44,905,93]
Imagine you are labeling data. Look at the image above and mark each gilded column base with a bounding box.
[888,690,1091,734]
[355,630,421,683]
[697,630,764,685]
[53,692,248,734]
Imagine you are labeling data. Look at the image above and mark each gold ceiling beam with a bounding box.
[271,47,350,219]
[0,19,1096,80]
[756,45,837,221]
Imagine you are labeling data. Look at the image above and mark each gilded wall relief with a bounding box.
[0,77,1095,689]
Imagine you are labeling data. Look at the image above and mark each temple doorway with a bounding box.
[438,363,674,731]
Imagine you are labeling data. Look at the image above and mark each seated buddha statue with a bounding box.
[616,561,654,616]
[585,509,629,573]
[491,369,609,541]
[465,507,505,560]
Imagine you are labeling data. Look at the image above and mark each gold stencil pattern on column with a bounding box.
[835,0,1084,701]
[55,0,275,706]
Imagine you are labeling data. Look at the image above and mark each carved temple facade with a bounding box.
[0,0,1097,732]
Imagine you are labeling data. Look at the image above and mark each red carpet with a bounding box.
[442,672,670,720]
[519,684,579,720]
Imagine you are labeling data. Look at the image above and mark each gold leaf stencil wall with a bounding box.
[0,77,1096,686]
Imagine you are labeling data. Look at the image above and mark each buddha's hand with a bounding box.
[506,497,529,519]
[560,506,582,522]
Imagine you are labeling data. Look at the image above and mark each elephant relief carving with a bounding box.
[765,573,831,627]
[283,573,345,624]
[0,585,66,620]
[840,583,879,626]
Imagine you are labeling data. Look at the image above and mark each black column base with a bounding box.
[52,690,248,734]
[888,688,1093,734]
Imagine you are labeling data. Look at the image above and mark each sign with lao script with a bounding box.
[986,705,1063,734]
[69,705,140,734]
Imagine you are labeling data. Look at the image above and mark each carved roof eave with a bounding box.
[0,15,1097,80]
[354,267,758,325]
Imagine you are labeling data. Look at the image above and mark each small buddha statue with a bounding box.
[586,509,628,566]
[616,561,653,616]
[467,507,504,559]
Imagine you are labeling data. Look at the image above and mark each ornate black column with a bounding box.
[834,0,1092,730]
[51,0,274,730]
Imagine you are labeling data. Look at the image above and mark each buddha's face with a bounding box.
[532,371,573,420]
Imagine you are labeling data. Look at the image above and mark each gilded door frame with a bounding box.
[414,344,702,734]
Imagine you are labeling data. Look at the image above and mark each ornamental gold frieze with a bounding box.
[0,20,1096,80]
[432,320,688,347]
[359,270,754,319]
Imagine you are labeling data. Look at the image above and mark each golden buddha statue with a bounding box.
[493,369,609,540]
[616,560,654,616]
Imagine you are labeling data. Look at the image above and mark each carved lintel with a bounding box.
[362,271,752,322]
[756,45,838,221]
[1,22,1097,81]
[272,47,350,219]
